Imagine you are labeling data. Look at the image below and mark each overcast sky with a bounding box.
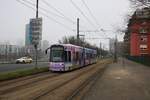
[0,0,131,48]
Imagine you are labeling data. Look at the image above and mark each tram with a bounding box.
[45,44,97,71]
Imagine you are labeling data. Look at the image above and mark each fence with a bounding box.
[126,56,150,66]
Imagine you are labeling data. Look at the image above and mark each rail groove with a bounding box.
[33,64,100,100]
[0,72,51,86]
[67,65,108,100]
[0,73,60,95]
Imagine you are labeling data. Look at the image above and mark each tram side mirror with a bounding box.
[45,49,48,54]
[45,48,50,54]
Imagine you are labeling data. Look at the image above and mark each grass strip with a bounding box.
[0,58,113,82]
[0,67,49,81]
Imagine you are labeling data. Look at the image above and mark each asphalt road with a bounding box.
[83,58,150,100]
[0,62,49,73]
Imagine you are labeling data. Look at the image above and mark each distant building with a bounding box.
[25,18,42,49]
[0,44,29,61]
[25,24,32,46]
[117,41,124,56]
[124,7,150,56]
[30,18,42,49]
[25,18,42,58]
[109,38,115,55]
[41,40,50,51]
[25,23,34,58]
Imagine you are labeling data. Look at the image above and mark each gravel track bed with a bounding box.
[0,60,111,100]
[0,73,59,95]
[38,62,108,100]
[33,63,101,100]
[69,65,108,100]
[0,72,51,86]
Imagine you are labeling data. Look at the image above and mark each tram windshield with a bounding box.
[50,46,64,62]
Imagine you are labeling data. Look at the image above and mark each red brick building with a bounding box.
[124,7,150,56]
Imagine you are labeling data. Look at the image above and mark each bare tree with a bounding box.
[129,0,150,8]
[58,36,96,48]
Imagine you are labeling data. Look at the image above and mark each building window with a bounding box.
[140,36,147,42]
[140,44,147,50]
[139,28,147,34]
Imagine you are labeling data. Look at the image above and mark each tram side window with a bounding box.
[76,52,79,61]
[93,54,94,58]
[68,51,71,62]
[64,51,67,62]
[86,53,90,59]
[73,51,76,62]
[92,54,95,59]
[85,53,88,59]
[90,53,92,58]
[64,51,71,62]
[94,54,96,59]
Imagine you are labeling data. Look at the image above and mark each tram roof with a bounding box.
[51,44,96,52]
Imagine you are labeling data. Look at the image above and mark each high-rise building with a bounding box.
[30,18,42,49]
[41,40,50,51]
[25,23,35,58]
[25,18,42,49]
[25,24,32,46]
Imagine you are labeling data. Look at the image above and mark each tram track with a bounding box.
[33,62,108,100]
[0,68,94,100]
[0,72,60,95]
[0,60,111,100]
[32,65,97,100]
[67,65,108,100]
[0,71,51,86]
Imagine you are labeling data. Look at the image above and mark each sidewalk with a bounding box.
[0,61,14,64]
[83,58,150,100]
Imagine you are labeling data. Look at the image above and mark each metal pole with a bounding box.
[83,35,85,65]
[122,42,125,69]
[100,42,102,59]
[35,0,39,68]
[80,35,85,65]
[114,35,117,63]
[5,45,7,62]
[36,0,39,18]
[34,45,38,68]
[77,18,79,45]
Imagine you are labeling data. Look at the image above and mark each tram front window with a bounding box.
[50,47,64,62]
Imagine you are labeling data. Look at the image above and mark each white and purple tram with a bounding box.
[45,44,97,71]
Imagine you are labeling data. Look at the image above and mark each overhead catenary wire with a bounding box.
[85,37,111,40]
[81,0,109,32]
[41,0,87,29]
[19,0,110,39]
[42,0,75,24]
[81,0,110,38]
[23,0,75,24]
[16,0,73,31]
[25,0,87,30]
[81,0,100,27]
[26,0,94,33]
[70,0,96,28]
